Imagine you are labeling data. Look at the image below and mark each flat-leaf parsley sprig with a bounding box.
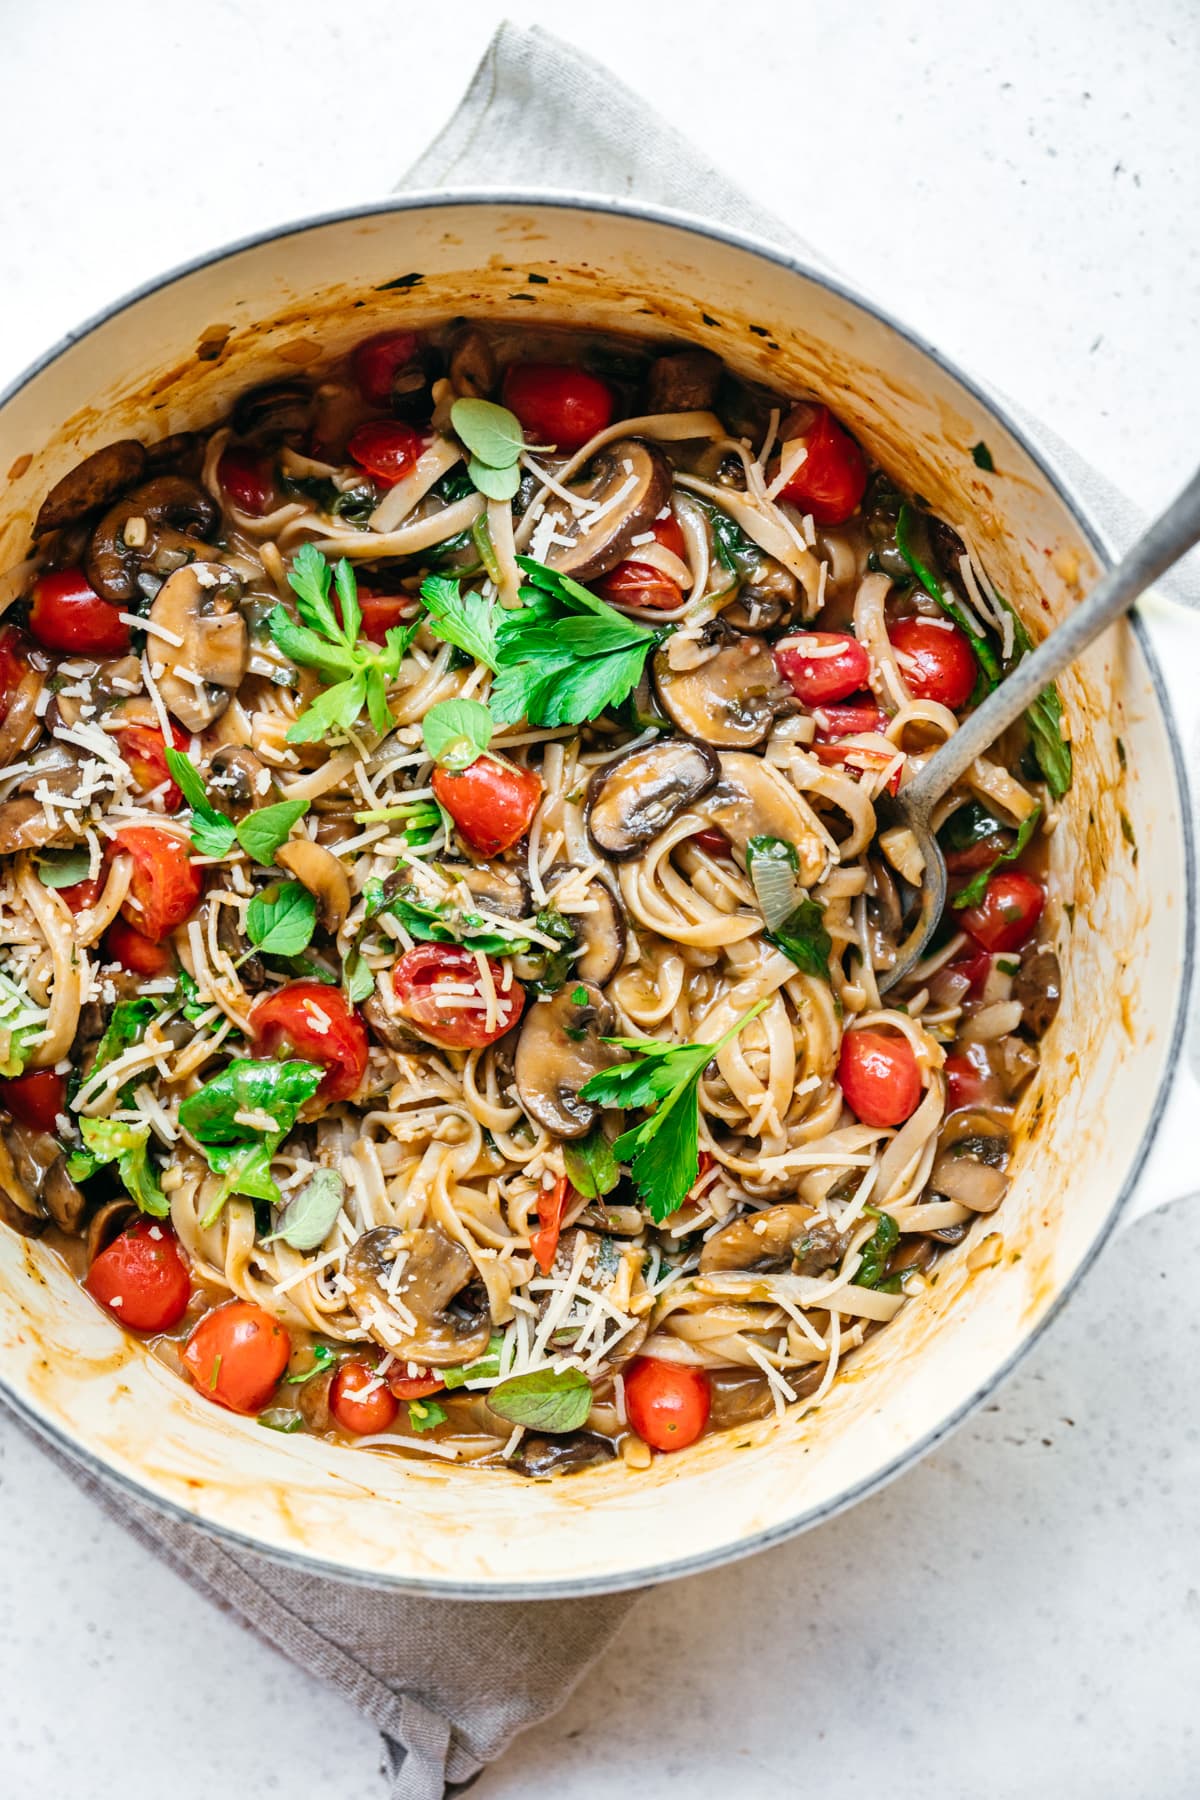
[269,544,418,744]
[580,1001,767,1222]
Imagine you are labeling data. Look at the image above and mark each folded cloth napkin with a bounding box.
[6,19,1199,1800]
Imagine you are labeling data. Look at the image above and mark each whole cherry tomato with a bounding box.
[386,1368,446,1401]
[501,362,614,453]
[0,627,30,726]
[889,615,977,710]
[0,1068,65,1134]
[432,756,541,859]
[958,870,1045,953]
[330,1360,400,1435]
[624,1356,711,1453]
[249,982,369,1105]
[530,1173,572,1274]
[944,1048,998,1112]
[58,874,105,915]
[218,445,274,516]
[105,917,175,977]
[351,330,422,406]
[596,513,688,611]
[774,631,871,704]
[117,721,189,809]
[838,1029,922,1128]
[86,1219,191,1334]
[776,404,868,525]
[392,945,524,1051]
[812,700,891,739]
[112,827,202,941]
[346,420,425,487]
[183,1300,291,1414]
[28,568,130,657]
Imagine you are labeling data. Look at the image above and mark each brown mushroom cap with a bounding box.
[514,981,621,1140]
[448,326,496,400]
[42,1153,87,1234]
[147,562,248,732]
[34,440,147,537]
[644,349,722,415]
[542,864,627,987]
[722,555,800,633]
[697,750,826,874]
[232,379,314,444]
[275,839,352,934]
[653,634,792,749]
[0,797,83,854]
[511,1433,615,1478]
[1013,946,1061,1038]
[586,737,719,861]
[344,1225,492,1365]
[87,475,219,605]
[441,860,531,922]
[929,1111,1011,1214]
[208,744,272,818]
[540,439,673,582]
[699,1201,848,1275]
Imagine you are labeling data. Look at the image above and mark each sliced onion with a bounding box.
[747,838,801,930]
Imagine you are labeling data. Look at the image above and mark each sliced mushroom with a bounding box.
[363,992,417,1052]
[0,663,46,767]
[929,1113,1010,1214]
[544,863,626,986]
[87,475,219,605]
[0,1127,45,1238]
[1014,946,1061,1038]
[540,440,672,582]
[275,839,351,933]
[296,1365,336,1432]
[645,349,722,414]
[653,633,791,749]
[42,1153,87,1234]
[707,1368,776,1429]
[146,432,204,476]
[208,745,271,818]
[699,1201,848,1275]
[587,737,719,860]
[442,860,531,922]
[697,750,826,875]
[34,440,147,536]
[512,1433,615,1478]
[147,562,248,731]
[85,1197,137,1263]
[448,326,496,400]
[0,797,84,854]
[514,981,621,1139]
[232,379,313,444]
[722,555,800,633]
[344,1225,492,1365]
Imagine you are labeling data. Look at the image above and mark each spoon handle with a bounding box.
[900,463,1200,818]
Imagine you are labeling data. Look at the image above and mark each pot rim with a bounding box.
[0,188,1192,1599]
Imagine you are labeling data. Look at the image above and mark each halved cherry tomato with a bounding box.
[813,700,891,739]
[694,828,732,857]
[959,870,1044,954]
[352,330,421,407]
[502,362,614,453]
[386,1368,446,1402]
[0,1068,65,1134]
[330,1359,400,1435]
[776,404,868,526]
[183,1300,291,1414]
[0,627,29,725]
[28,568,129,657]
[944,835,1010,875]
[104,917,176,977]
[117,721,189,808]
[432,756,541,859]
[86,1219,191,1334]
[218,444,274,516]
[531,1173,572,1274]
[112,826,202,941]
[346,420,425,487]
[392,945,524,1050]
[59,874,105,915]
[889,615,976,710]
[624,1356,711,1453]
[249,982,369,1105]
[774,631,871,704]
[809,739,903,795]
[596,513,688,611]
[838,1029,922,1127]
[356,587,419,646]
[944,1048,997,1112]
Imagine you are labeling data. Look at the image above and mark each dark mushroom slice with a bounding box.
[653,633,792,750]
[87,475,220,605]
[447,325,496,400]
[362,992,419,1052]
[147,562,248,732]
[514,982,621,1140]
[707,1368,776,1429]
[275,839,352,934]
[0,661,46,767]
[722,555,800,633]
[699,1202,848,1276]
[0,798,85,854]
[145,432,204,476]
[586,737,719,861]
[296,1365,337,1433]
[540,439,673,583]
[232,379,314,445]
[544,862,626,987]
[511,1433,615,1478]
[344,1224,493,1365]
[1013,946,1061,1038]
[85,1198,137,1263]
[208,745,271,818]
[0,1126,46,1238]
[34,440,147,537]
[644,349,722,414]
[928,1112,1011,1214]
[442,860,531,922]
[42,1154,87,1234]
[697,750,824,869]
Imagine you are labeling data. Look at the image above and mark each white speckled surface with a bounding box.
[1,2,1199,1795]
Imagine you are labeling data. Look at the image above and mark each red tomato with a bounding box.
[346,420,425,487]
[838,1030,922,1128]
[944,1048,997,1112]
[86,1219,191,1334]
[432,756,541,858]
[774,631,871,704]
[59,874,105,915]
[0,1068,65,1134]
[183,1300,291,1414]
[813,700,891,739]
[356,588,419,646]
[218,445,273,516]
[624,1357,711,1453]
[943,945,992,998]
[392,945,524,1050]
[502,362,614,453]
[776,404,868,525]
[596,513,688,611]
[809,739,903,795]
[249,982,369,1105]
[117,721,189,808]
[944,836,1009,875]
[28,568,129,657]
[330,1360,400,1435]
[352,330,421,406]
[889,615,976,709]
[0,627,29,724]
[694,828,732,857]
[105,917,176,977]
[386,1368,446,1401]
[959,870,1044,953]
[112,827,202,941]
[530,1173,571,1274]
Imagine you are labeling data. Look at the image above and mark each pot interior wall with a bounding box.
[0,202,1185,1592]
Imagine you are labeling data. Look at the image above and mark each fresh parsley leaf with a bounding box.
[246,883,317,955]
[767,895,833,981]
[283,1344,336,1385]
[952,805,1042,909]
[562,1124,620,1201]
[270,549,419,743]
[178,1057,323,1146]
[164,748,237,857]
[236,799,311,865]
[487,1366,593,1433]
[422,697,493,770]
[450,398,526,468]
[73,1118,168,1217]
[853,1210,900,1289]
[408,1398,448,1433]
[262,1168,344,1250]
[419,575,499,669]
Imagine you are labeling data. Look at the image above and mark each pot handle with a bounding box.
[1117,591,1200,1231]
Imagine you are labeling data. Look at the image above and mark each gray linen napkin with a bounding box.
[6,20,1199,1800]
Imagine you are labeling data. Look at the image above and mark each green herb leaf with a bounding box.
[952,804,1042,909]
[0,971,46,1078]
[971,441,995,472]
[767,895,833,981]
[487,1366,593,1433]
[418,575,500,669]
[343,952,377,1004]
[746,835,801,931]
[408,1398,448,1433]
[178,1057,323,1146]
[939,801,1004,853]
[562,1125,620,1200]
[164,748,237,857]
[440,1333,505,1389]
[263,1168,344,1250]
[163,748,209,812]
[257,1408,304,1433]
[467,458,521,502]
[246,883,318,955]
[236,800,311,865]
[283,1344,336,1386]
[421,698,494,771]
[35,846,92,889]
[92,997,160,1083]
[270,550,418,743]
[450,398,526,469]
[75,1118,168,1217]
[853,1210,900,1289]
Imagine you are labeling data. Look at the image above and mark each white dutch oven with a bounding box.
[0,197,1195,1597]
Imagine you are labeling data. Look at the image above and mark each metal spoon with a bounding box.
[877,464,1200,991]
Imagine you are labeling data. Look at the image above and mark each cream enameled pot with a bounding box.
[0,195,1196,1597]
